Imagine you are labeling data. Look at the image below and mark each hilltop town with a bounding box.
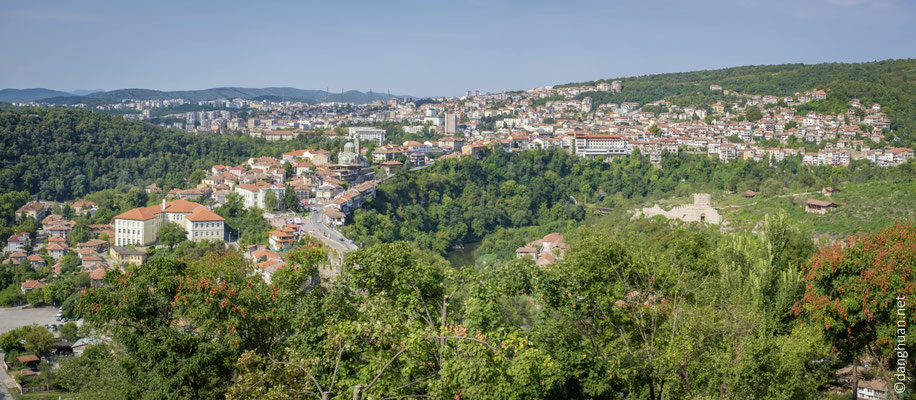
[15,82,914,168]
[5,78,916,293]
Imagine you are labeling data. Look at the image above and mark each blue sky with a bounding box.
[1,0,914,96]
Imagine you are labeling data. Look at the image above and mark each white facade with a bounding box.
[573,134,631,158]
[114,200,225,246]
[348,127,386,145]
[235,182,286,210]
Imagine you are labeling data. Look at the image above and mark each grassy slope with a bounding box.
[631,179,916,242]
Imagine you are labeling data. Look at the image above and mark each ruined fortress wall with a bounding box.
[635,193,721,224]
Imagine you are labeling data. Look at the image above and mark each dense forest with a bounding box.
[344,148,913,254]
[6,217,906,399]
[564,59,916,146]
[0,108,348,200]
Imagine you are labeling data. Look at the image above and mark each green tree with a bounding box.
[282,161,294,178]
[126,186,149,209]
[746,105,763,122]
[24,325,55,357]
[0,326,28,352]
[263,190,278,211]
[283,185,299,211]
[157,222,188,249]
[60,322,79,342]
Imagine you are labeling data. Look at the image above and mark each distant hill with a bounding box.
[33,86,410,105]
[69,89,104,96]
[0,88,72,102]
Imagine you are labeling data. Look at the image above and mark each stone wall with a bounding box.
[634,193,722,224]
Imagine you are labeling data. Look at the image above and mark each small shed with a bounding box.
[805,199,837,214]
[742,190,757,198]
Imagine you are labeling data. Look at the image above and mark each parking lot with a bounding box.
[0,305,61,335]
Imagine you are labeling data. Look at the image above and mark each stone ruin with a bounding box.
[634,193,722,224]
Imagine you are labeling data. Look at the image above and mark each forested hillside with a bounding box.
[565,59,916,145]
[345,148,913,254]
[0,108,343,200]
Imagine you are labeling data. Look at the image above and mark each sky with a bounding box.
[1,0,915,97]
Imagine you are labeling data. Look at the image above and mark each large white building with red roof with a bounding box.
[113,199,225,246]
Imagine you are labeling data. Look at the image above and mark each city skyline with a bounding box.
[1,0,915,97]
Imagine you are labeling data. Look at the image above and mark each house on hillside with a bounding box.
[857,379,887,400]
[16,201,47,221]
[516,233,569,265]
[805,199,837,214]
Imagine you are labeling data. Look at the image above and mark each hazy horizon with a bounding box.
[2,0,915,97]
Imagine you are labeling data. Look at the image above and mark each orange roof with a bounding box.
[251,249,281,260]
[185,208,224,222]
[114,205,161,221]
[47,243,68,251]
[115,199,213,221]
[89,268,107,280]
[163,199,204,214]
[17,354,40,363]
[21,280,44,289]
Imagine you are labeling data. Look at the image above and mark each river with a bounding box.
[445,241,482,267]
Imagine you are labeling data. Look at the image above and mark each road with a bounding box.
[306,209,358,254]
[0,360,11,400]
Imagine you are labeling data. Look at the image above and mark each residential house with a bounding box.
[47,242,70,260]
[20,279,44,293]
[16,201,47,221]
[235,181,286,210]
[71,200,97,215]
[6,232,30,253]
[109,246,148,266]
[268,227,297,251]
[89,267,106,288]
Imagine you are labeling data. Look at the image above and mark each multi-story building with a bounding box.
[444,113,458,134]
[268,227,297,251]
[113,199,225,246]
[234,181,286,210]
[572,133,631,159]
[5,232,30,253]
[348,127,386,145]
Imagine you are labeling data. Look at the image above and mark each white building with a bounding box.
[348,127,386,145]
[5,232,30,253]
[113,199,225,246]
[573,133,631,159]
[235,181,286,210]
